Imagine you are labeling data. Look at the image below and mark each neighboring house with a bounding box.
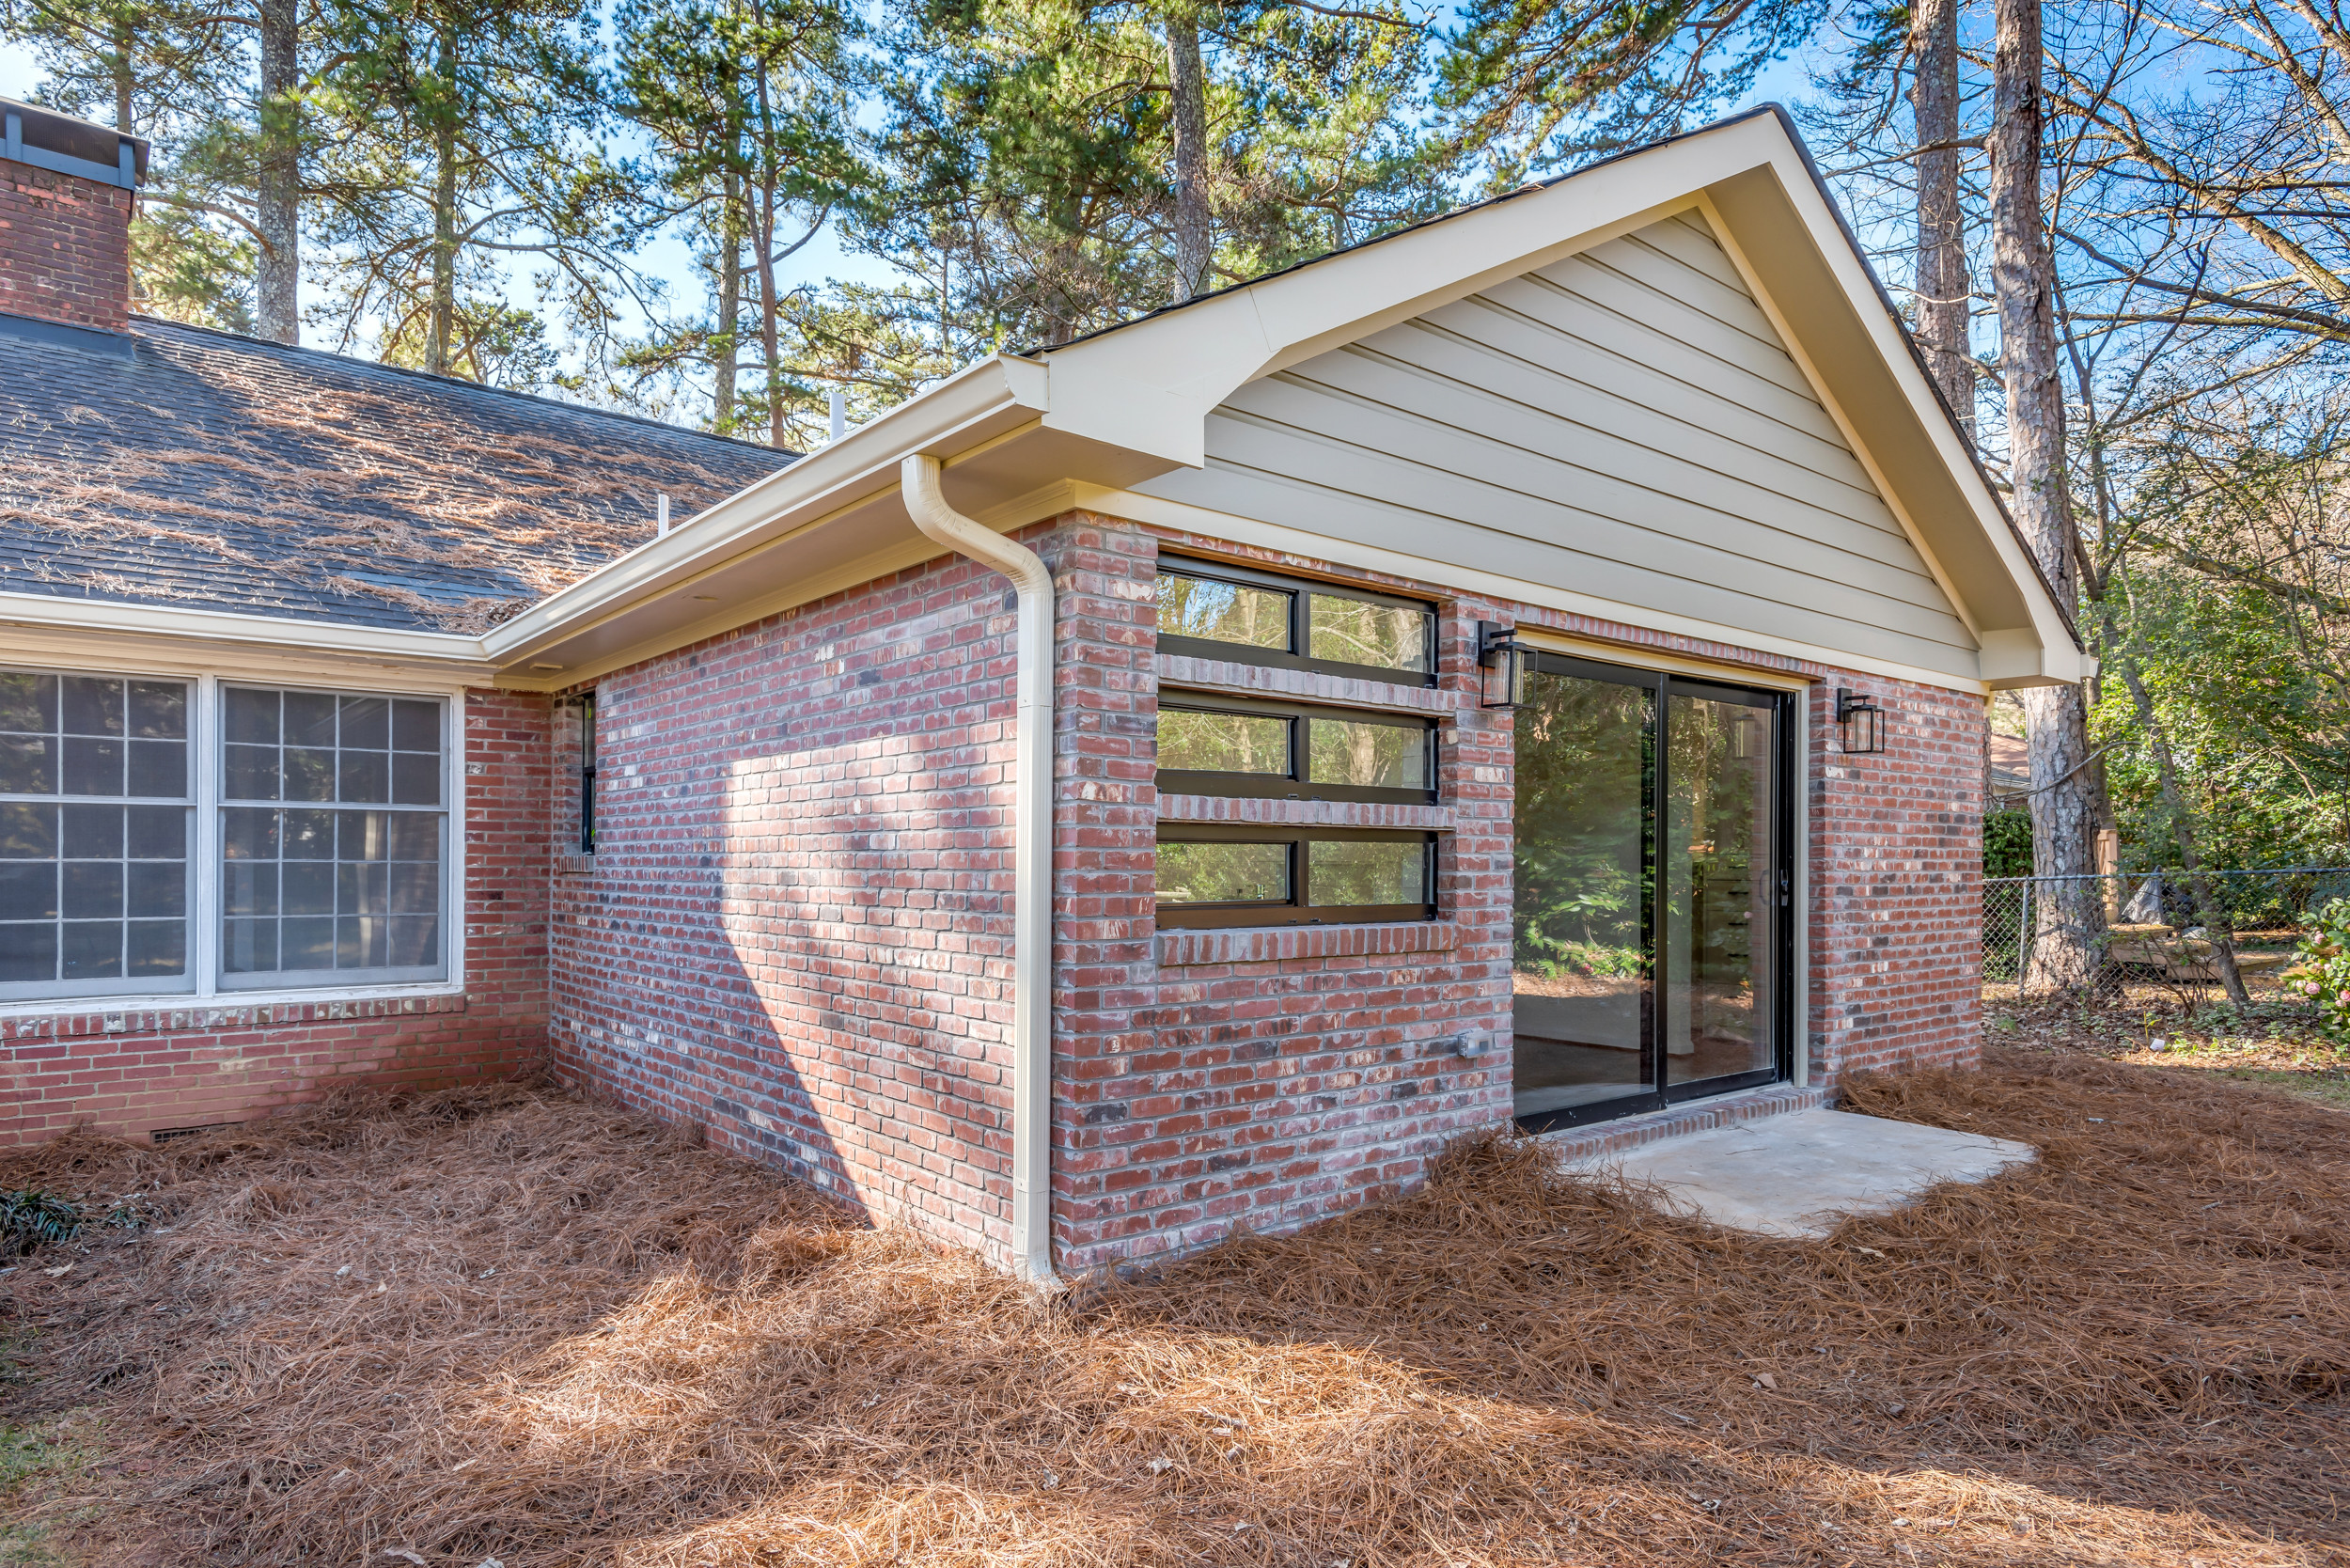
[3,97,2081,1278]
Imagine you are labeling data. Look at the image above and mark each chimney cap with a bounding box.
[1,98,149,188]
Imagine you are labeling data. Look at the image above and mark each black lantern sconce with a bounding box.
[1478,620,1528,709]
[1836,688,1887,754]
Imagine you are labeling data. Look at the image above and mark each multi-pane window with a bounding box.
[0,669,453,1004]
[1157,697,1434,805]
[1150,557,1443,930]
[0,673,192,996]
[1155,827,1435,929]
[1155,557,1436,683]
[220,687,446,986]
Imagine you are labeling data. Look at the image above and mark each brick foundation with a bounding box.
[0,688,553,1144]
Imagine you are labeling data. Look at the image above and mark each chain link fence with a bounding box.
[1983,867,2350,991]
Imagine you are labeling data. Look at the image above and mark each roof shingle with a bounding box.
[1,314,796,633]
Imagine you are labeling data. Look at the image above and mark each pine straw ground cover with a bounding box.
[2,1054,2346,1567]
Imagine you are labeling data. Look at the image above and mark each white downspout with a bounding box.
[901,454,1059,1287]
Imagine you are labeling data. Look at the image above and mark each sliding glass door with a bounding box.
[1511,652,1793,1133]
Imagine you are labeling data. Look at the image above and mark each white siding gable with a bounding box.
[1132,210,1976,679]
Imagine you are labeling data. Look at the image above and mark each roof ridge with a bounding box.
[130,314,806,461]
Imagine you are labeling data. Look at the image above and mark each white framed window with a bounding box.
[0,666,457,1007]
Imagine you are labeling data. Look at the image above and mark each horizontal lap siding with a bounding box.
[1136,211,1978,682]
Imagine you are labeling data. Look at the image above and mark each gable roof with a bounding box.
[482,105,2083,694]
[0,314,795,634]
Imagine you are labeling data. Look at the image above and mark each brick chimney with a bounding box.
[1,99,147,335]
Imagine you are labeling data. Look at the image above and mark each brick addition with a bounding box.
[0,688,553,1144]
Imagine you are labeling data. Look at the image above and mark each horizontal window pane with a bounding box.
[284,808,336,858]
[0,736,55,794]
[1307,594,1431,673]
[222,917,278,975]
[1308,839,1428,906]
[1156,840,1289,904]
[282,860,336,915]
[225,862,277,917]
[128,861,185,919]
[62,861,123,919]
[1157,572,1288,651]
[389,861,437,914]
[0,673,57,733]
[339,696,389,749]
[1158,709,1289,776]
[222,808,279,861]
[389,915,440,967]
[1308,717,1430,791]
[0,922,58,982]
[281,916,335,970]
[387,814,439,860]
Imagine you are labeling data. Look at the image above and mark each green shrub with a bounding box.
[2282,898,2350,1041]
[1984,809,2034,877]
[0,1192,81,1258]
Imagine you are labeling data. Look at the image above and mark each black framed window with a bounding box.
[577,692,598,854]
[1155,824,1435,928]
[1157,695,1435,805]
[1154,557,1436,684]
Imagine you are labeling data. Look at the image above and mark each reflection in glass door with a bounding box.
[1512,654,1790,1132]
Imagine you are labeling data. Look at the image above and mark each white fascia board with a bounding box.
[0,590,494,682]
[482,355,1047,666]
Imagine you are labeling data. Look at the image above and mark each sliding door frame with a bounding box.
[1512,651,1798,1137]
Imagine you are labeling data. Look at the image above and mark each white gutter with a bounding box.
[901,454,1059,1288]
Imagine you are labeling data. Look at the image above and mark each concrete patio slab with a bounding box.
[1560,1107,2037,1237]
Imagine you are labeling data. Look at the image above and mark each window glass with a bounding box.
[1155,840,1289,904]
[1155,572,1289,651]
[0,671,191,993]
[220,687,446,985]
[1307,716,1428,791]
[1309,839,1428,906]
[1307,593,1431,674]
[1157,708,1289,775]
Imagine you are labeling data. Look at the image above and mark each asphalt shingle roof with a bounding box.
[1,315,797,634]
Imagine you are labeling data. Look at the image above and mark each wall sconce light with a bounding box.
[1837,688,1886,754]
[1478,620,1527,710]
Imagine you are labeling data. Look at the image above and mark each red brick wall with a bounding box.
[0,160,132,332]
[544,550,1029,1263]
[1805,675,1985,1085]
[542,511,1987,1274]
[0,688,552,1143]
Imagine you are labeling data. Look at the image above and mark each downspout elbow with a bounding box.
[901,455,1060,1290]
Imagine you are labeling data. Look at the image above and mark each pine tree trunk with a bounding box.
[1910,0,1970,440]
[424,24,460,377]
[757,179,783,448]
[113,15,133,134]
[1990,0,2098,992]
[1166,12,1210,302]
[255,0,301,345]
[715,169,741,433]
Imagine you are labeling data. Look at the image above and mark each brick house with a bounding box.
[3,97,2081,1278]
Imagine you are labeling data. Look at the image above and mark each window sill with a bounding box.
[1156,792,1452,830]
[0,982,467,1036]
[1155,653,1464,714]
[1156,920,1461,969]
